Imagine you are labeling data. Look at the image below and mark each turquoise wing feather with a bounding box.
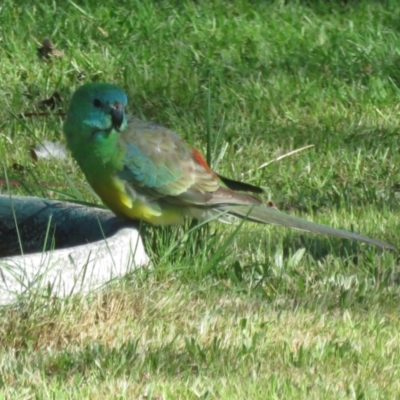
[116,116,229,202]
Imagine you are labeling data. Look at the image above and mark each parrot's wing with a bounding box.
[117,116,260,206]
[216,174,264,194]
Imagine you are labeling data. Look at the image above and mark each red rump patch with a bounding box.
[192,148,217,177]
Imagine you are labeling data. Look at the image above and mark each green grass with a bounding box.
[1,0,400,397]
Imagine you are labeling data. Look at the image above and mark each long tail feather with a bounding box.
[222,204,395,250]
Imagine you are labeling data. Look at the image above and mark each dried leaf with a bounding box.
[97,26,109,37]
[38,91,62,110]
[12,163,28,174]
[38,37,64,60]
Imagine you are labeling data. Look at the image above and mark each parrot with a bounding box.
[63,83,395,250]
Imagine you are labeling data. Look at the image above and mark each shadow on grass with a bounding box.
[0,196,140,257]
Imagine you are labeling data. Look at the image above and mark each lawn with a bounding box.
[1,0,400,398]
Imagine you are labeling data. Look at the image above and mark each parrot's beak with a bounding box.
[110,102,124,131]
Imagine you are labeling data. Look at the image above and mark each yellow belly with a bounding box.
[91,177,183,225]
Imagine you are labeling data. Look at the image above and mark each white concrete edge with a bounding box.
[0,227,149,305]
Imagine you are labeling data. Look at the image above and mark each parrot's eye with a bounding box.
[93,99,102,108]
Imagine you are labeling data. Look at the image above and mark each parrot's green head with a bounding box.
[63,83,129,177]
[63,82,128,148]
